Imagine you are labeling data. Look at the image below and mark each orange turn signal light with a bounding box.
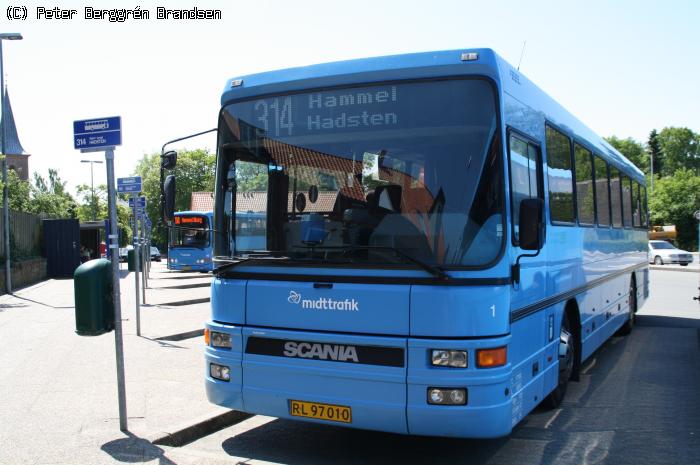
[204,328,210,345]
[476,346,507,368]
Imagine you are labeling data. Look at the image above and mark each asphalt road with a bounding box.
[163,269,700,465]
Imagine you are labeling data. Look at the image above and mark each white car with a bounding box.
[648,240,693,266]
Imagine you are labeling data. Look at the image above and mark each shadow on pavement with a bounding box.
[11,294,74,309]
[221,421,506,465]
[0,301,28,311]
[140,336,188,349]
[101,432,176,464]
[636,314,700,328]
[151,274,212,280]
[216,326,700,465]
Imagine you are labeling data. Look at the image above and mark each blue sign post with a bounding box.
[128,196,147,208]
[73,116,122,151]
[117,176,142,194]
[73,115,127,432]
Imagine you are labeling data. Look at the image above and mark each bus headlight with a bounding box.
[210,363,230,381]
[210,331,232,349]
[427,387,467,405]
[431,349,467,368]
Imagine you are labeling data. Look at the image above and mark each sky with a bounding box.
[1,0,698,197]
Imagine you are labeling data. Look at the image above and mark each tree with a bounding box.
[133,149,216,247]
[75,183,132,246]
[647,129,663,178]
[76,184,106,222]
[605,136,648,174]
[648,168,700,251]
[0,168,31,212]
[657,127,700,176]
[236,161,268,191]
[29,169,78,218]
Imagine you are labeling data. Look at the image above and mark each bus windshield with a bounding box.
[171,215,210,248]
[215,79,503,268]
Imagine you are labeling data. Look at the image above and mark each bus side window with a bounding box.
[610,168,623,228]
[508,133,541,243]
[574,143,595,225]
[594,155,610,227]
[632,180,641,228]
[641,185,648,227]
[621,174,633,228]
[545,126,575,224]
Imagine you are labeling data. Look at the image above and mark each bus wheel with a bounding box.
[617,279,636,336]
[543,311,575,408]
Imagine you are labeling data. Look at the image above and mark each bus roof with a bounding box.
[222,48,643,183]
[174,210,213,217]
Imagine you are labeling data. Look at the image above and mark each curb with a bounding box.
[150,410,253,447]
[156,329,204,341]
[155,282,211,291]
[157,297,210,307]
[649,266,699,273]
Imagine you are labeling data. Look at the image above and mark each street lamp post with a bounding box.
[0,32,22,295]
[81,160,103,220]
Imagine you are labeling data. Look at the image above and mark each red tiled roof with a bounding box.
[191,191,214,211]
[191,191,338,214]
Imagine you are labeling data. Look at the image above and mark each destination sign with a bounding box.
[175,216,205,225]
[226,80,481,140]
[252,86,399,137]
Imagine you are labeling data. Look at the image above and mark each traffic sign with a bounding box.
[117,177,142,193]
[129,196,147,208]
[74,116,122,151]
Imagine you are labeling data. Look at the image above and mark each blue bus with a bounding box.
[199,49,648,438]
[167,211,214,272]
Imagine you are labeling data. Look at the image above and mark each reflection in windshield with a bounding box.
[650,241,676,250]
[214,79,504,268]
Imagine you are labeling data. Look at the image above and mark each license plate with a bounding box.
[289,400,352,423]
[182,266,191,271]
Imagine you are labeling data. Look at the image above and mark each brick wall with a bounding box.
[0,258,47,295]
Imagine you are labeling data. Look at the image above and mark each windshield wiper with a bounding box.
[213,253,290,275]
[292,245,449,281]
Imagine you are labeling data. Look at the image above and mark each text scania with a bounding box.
[301,297,359,311]
[284,342,360,363]
[307,86,399,131]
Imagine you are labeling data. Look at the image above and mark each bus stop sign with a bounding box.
[73,116,122,151]
[117,177,142,194]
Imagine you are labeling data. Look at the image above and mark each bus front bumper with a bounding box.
[204,322,525,438]
[167,262,212,272]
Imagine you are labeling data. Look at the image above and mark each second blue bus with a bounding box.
[168,211,214,272]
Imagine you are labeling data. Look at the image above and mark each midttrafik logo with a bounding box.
[287,290,359,311]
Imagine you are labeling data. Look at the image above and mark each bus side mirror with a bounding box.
[161,150,177,170]
[519,198,544,251]
[163,175,176,222]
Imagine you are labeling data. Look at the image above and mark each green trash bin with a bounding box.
[74,258,114,336]
[127,249,137,271]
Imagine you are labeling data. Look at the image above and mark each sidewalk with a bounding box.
[0,262,227,464]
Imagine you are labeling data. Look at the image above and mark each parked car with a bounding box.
[118,245,135,263]
[648,240,693,266]
[150,246,162,262]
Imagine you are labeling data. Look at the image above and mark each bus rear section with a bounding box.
[167,211,214,271]
[206,278,515,437]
